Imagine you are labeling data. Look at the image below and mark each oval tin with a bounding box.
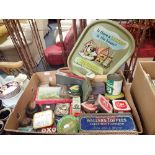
[68,20,135,77]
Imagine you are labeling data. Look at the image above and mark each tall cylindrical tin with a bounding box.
[106,73,123,95]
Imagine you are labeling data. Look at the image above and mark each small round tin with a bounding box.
[57,115,79,134]
[106,73,123,95]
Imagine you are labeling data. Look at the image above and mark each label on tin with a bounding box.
[106,80,122,95]
[112,100,131,112]
[116,101,127,109]
[33,110,54,129]
[80,114,136,132]
[92,26,129,50]
[71,96,81,115]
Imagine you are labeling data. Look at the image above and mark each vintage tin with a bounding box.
[71,96,81,116]
[87,94,98,103]
[106,73,123,95]
[112,100,131,113]
[54,103,70,116]
[33,110,55,129]
[81,102,98,113]
[95,94,113,113]
[67,85,81,97]
[35,87,72,105]
[79,113,137,133]
[57,115,79,134]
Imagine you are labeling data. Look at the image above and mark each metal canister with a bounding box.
[106,73,123,96]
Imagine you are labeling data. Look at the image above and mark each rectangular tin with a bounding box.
[79,113,137,133]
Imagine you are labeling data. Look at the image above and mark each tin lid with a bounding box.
[33,110,55,129]
[57,115,79,134]
[67,20,135,77]
[107,73,123,81]
[112,100,131,111]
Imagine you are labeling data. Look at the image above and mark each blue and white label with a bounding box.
[80,114,136,131]
[92,26,129,50]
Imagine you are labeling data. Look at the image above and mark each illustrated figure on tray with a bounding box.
[79,40,113,68]
[79,40,97,61]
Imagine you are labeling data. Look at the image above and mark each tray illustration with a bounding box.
[68,20,135,77]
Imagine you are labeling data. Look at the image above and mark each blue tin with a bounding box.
[80,113,137,132]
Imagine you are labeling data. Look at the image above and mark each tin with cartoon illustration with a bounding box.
[68,20,135,77]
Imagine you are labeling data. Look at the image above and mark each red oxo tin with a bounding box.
[112,100,131,113]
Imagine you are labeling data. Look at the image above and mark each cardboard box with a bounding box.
[131,61,155,135]
[4,71,143,134]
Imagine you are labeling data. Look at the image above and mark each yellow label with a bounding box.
[75,57,103,74]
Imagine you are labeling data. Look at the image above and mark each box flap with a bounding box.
[124,84,143,134]
[131,61,155,134]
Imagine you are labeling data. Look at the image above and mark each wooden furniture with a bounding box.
[0,61,23,75]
